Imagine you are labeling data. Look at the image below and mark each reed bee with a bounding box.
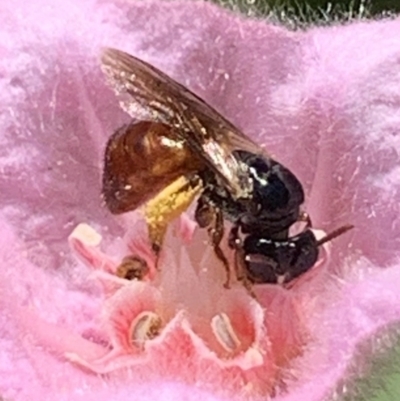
[101,48,352,288]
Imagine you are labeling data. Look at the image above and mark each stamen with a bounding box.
[116,255,149,280]
[130,311,163,348]
[211,313,241,353]
[69,223,102,246]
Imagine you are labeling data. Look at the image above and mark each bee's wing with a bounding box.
[101,47,263,199]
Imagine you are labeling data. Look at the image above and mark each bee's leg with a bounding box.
[228,225,255,297]
[228,223,240,250]
[213,208,231,289]
[144,176,203,267]
[195,197,231,289]
[228,224,243,281]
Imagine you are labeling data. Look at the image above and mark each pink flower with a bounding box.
[67,218,274,389]
[1,1,400,400]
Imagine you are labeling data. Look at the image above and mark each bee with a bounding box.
[101,48,352,288]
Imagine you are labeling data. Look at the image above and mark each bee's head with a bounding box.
[243,229,319,284]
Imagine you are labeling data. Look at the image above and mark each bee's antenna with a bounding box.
[316,224,354,247]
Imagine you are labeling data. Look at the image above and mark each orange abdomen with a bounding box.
[102,121,203,214]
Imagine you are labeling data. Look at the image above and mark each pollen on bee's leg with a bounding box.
[211,313,241,352]
[129,311,163,348]
[143,175,202,259]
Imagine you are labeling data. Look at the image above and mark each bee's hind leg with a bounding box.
[144,176,203,269]
[195,196,231,289]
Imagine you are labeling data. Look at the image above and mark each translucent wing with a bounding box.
[101,47,263,199]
